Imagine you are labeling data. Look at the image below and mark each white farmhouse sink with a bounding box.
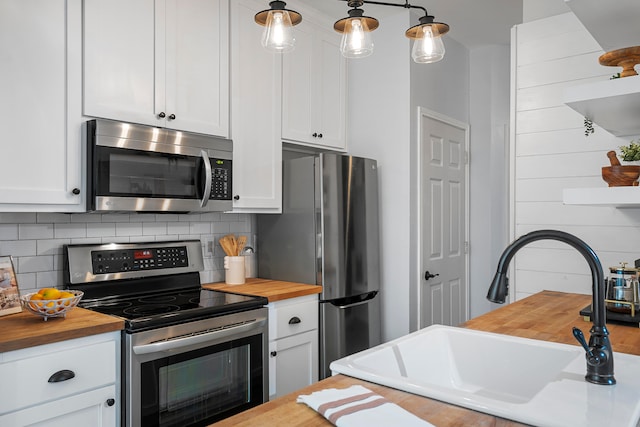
[330,325,640,427]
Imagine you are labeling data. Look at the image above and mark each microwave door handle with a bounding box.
[200,150,212,208]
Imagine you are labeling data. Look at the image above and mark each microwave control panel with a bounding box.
[91,246,188,274]
[211,158,232,200]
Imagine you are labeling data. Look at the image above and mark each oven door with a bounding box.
[124,308,268,427]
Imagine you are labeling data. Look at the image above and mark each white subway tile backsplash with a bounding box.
[0,213,36,224]
[37,239,70,255]
[189,222,211,235]
[37,213,72,223]
[116,222,143,236]
[16,272,36,292]
[87,222,116,237]
[55,223,87,238]
[1,240,37,257]
[18,255,54,273]
[168,222,190,235]
[19,224,54,240]
[0,224,18,240]
[1,212,253,293]
[143,222,168,236]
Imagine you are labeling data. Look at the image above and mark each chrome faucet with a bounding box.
[487,229,615,385]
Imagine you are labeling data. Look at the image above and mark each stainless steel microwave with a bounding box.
[86,119,233,213]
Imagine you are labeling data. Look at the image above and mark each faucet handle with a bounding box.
[572,327,600,364]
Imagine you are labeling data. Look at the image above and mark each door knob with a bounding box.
[168,114,176,120]
[158,112,166,118]
[424,271,439,280]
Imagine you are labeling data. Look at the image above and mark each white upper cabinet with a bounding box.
[282,16,347,151]
[230,0,282,213]
[83,0,229,137]
[0,0,84,212]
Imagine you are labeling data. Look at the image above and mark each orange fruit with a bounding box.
[30,293,43,301]
[41,288,61,300]
[37,288,51,295]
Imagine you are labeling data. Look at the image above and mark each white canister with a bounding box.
[224,256,245,285]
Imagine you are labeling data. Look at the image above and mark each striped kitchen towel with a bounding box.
[297,385,435,427]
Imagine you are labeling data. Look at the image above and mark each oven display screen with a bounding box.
[134,250,153,260]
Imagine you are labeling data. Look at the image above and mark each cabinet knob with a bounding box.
[270,351,277,357]
[106,398,115,407]
[288,316,301,324]
[158,112,166,118]
[48,369,75,383]
[168,114,176,120]
[71,188,80,195]
[318,133,323,138]
[234,195,240,201]
[312,132,318,138]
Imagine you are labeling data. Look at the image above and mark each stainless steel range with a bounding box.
[63,240,268,427]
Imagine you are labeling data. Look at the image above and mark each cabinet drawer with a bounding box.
[269,297,318,340]
[0,340,117,414]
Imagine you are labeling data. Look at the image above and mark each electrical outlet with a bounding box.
[202,236,214,257]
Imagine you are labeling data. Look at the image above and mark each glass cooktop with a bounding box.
[79,288,268,332]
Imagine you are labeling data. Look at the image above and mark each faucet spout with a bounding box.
[487,229,615,385]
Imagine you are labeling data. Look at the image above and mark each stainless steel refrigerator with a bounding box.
[257,153,381,379]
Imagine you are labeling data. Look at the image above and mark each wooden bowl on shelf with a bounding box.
[602,165,640,187]
[599,46,640,77]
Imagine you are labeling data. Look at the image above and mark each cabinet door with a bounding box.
[84,0,230,137]
[0,385,117,427]
[282,20,315,145]
[83,0,158,127]
[165,0,229,137]
[0,0,84,212]
[282,19,346,151]
[315,28,347,150]
[269,330,318,399]
[230,0,282,212]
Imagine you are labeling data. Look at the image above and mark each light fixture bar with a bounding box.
[337,0,449,63]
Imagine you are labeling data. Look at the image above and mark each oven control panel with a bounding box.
[91,246,189,274]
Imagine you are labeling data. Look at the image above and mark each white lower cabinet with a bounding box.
[0,332,120,427]
[268,295,318,399]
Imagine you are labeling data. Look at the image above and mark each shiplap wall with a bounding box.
[512,12,640,301]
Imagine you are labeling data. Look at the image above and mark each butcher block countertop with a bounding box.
[203,278,322,302]
[0,307,124,353]
[212,291,640,427]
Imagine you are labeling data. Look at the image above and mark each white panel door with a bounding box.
[420,109,469,327]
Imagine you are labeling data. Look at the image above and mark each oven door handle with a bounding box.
[200,150,212,208]
[132,318,267,355]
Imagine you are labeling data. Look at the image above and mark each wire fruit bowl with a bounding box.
[20,290,84,321]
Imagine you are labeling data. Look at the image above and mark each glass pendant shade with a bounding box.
[255,1,302,52]
[411,25,445,63]
[261,10,295,52]
[340,18,374,58]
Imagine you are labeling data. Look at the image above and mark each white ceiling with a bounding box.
[296,0,523,49]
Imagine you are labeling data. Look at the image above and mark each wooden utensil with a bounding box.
[237,236,247,255]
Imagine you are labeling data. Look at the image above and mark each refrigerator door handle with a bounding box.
[336,299,372,309]
[329,291,378,309]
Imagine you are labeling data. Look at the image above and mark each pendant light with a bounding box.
[254,1,302,52]
[405,13,449,63]
[334,1,379,59]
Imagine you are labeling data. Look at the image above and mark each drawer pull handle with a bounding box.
[48,369,75,383]
[289,316,301,325]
